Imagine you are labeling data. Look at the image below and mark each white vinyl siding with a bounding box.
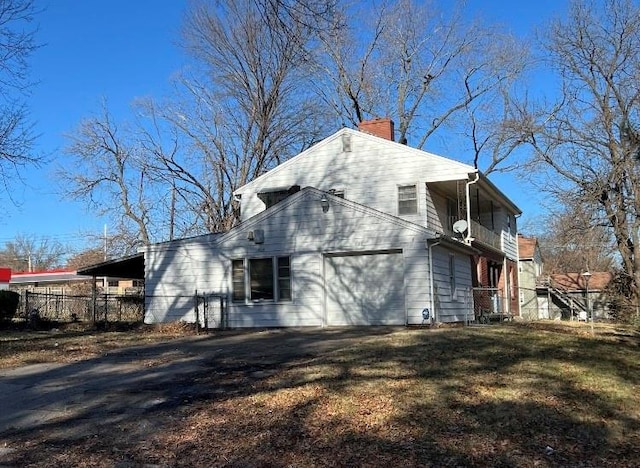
[501,213,519,260]
[432,247,473,322]
[234,129,473,226]
[143,190,437,328]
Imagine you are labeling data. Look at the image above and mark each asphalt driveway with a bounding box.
[0,327,397,439]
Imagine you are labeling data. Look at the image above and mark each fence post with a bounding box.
[24,290,29,321]
[104,293,108,325]
[91,277,97,324]
[194,290,200,335]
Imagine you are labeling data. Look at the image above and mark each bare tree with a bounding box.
[0,0,40,192]
[531,208,614,275]
[179,0,328,219]
[314,0,530,173]
[60,104,158,252]
[526,0,640,311]
[60,0,330,243]
[0,234,66,272]
[61,0,535,247]
[65,248,106,270]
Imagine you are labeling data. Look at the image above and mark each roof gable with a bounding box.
[145,186,436,253]
[518,235,539,259]
[220,186,434,245]
[234,128,477,196]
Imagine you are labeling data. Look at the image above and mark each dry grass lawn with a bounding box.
[1,321,639,467]
[0,322,196,369]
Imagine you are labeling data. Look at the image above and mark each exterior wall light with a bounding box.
[320,194,330,213]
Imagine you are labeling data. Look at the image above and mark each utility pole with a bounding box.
[103,224,108,292]
[169,182,176,241]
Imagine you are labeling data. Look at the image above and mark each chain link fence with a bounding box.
[472,287,512,323]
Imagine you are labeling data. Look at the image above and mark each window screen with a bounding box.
[398,185,418,215]
[232,259,245,302]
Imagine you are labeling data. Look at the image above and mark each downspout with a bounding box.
[465,171,480,245]
[504,254,510,315]
[514,213,523,317]
[428,237,443,323]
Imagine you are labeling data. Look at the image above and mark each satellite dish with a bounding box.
[452,219,468,235]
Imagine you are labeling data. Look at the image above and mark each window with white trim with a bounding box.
[232,259,245,302]
[232,257,292,302]
[277,257,291,301]
[398,184,418,215]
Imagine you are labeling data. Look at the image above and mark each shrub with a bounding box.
[0,290,20,322]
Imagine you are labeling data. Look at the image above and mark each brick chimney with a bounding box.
[358,117,395,142]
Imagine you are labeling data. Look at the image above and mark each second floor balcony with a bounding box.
[470,219,502,250]
[444,216,502,250]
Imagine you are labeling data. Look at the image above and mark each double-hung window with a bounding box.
[398,184,418,215]
[277,257,291,300]
[232,259,246,302]
[232,257,292,302]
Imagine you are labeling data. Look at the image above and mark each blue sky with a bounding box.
[1,0,187,247]
[1,0,566,250]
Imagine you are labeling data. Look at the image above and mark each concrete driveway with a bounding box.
[0,327,397,439]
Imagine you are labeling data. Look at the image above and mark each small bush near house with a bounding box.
[0,290,19,323]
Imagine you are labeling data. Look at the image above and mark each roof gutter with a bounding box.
[427,237,444,323]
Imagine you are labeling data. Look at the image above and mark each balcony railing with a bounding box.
[470,219,502,250]
[443,215,503,251]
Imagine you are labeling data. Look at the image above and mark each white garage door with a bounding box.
[325,251,405,326]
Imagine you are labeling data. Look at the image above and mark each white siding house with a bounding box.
[143,188,471,327]
[234,128,473,226]
[142,120,521,327]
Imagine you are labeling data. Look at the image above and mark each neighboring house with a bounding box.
[538,272,613,321]
[517,235,544,320]
[9,270,141,296]
[9,269,92,294]
[142,118,522,328]
[103,279,144,296]
[8,269,144,320]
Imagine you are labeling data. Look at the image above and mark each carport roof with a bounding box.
[77,253,144,279]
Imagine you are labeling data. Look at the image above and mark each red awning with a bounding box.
[0,268,11,282]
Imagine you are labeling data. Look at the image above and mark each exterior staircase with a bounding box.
[537,276,588,319]
[548,286,586,314]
